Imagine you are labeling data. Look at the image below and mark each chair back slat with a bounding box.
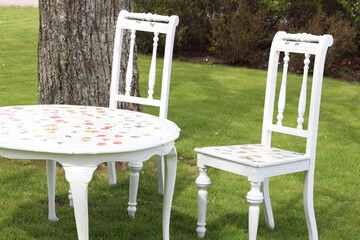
[276,51,290,126]
[109,10,179,119]
[125,29,136,96]
[261,32,333,157]
[148,32,159,100]
[297,53,311,130]
[268,124,309,138]
[115,95,161,107]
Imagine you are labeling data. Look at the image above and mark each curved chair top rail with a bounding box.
[124,11,172,23]
[272,31,333,55]
[120,11,179,34]
[279,32,333,43]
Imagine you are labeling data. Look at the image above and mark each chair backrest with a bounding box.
[109,10,179,119]
[261,31,333,161]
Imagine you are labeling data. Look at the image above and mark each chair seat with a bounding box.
[195,144,309,167]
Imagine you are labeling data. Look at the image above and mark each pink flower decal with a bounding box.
[95,134,106,137]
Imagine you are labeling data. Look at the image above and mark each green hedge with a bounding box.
[134,0,213,54]
[134,0,360,79]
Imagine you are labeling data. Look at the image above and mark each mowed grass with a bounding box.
[0,6,360,240]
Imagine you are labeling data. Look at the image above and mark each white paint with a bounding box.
[297,53,311,130]
[195,31,333,240]
[148,32,159,100]
[276,51,289,126]
[108,10,179,210]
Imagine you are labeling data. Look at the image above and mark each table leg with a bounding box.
[163,147,177,240]
[46,160,59,221]
[128,162,143,218]
[157,156,165,195]
[107,161,117,185]
[64,166,97,240]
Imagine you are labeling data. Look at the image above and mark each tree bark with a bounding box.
[38,0,141,111]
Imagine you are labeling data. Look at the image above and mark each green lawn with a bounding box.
[0,7,360,240]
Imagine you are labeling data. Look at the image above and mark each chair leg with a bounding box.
[128,162,143,218]
[107,161,117,185]
[163,147,177,240]
[157,155,165,195]
[261,178,274,229]
[46,160,59,221]
[195,167,211,238]
[246,182,264,240]
[63,166,97,240]
[304,170,318,240]
[69,186,74,207]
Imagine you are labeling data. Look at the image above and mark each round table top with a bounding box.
[0,105,180,154]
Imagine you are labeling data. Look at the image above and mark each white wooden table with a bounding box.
[0,104,180,240]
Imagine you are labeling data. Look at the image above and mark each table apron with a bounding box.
[0,142,175,167]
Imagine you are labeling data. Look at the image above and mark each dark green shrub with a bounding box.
[208,1,269,64]
[207,0,325,65]
[133,0,213,54]
[278,7,359,76]
[134,0,359,80]
[287,0,322,28]
[337,0,360,29]
[323,14,359,73]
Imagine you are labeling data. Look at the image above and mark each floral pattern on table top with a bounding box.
[0,105,179,153]
[195,144,308,165]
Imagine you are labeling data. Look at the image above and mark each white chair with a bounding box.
[46,10,179,221]
[195,32,333,240]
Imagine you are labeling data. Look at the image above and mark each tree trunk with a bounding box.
[38,0,141,111]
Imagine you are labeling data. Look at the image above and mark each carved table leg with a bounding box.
[195,166,211,238]
[46,160,58,221]
[128,162,143,218]
[163,147,177,240]
[157,155,165,195]
[246,182,264,240]
[64,166,97,240]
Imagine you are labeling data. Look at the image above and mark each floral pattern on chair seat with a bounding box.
[195,144,309,167]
